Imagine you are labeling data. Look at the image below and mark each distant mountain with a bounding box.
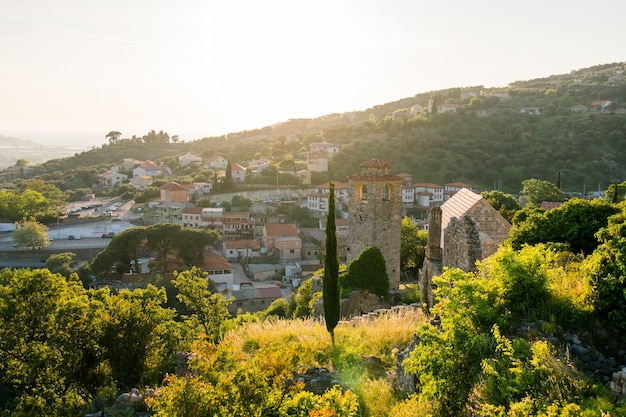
[0,135,88,169]
[0,135,42,147]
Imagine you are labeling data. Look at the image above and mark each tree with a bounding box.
[585,205,626,331]
[172,267,232,343]
[223,160,233,189]
[323,182,340,345]
[481,190,522,223]
[508,198,618,254]
[400,217,428,277]
[12,220,49,250]
[520,178,566,207]
[0,268,103,415]
[44,252,77,278]
[105,130,122,144]
[343,246,389,300]
[94,285,177,389]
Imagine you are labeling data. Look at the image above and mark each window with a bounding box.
[383,183,393,201]
[290,249,295,254]
[356,183,368,201]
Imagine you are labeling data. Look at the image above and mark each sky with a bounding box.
[1,0,625,148]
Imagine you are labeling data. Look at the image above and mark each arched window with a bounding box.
[383,183,392,201]
[356,183,368,201]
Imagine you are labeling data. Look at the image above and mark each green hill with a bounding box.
[8,62,626,195]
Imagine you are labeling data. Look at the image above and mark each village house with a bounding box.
[205,155,228,170]
[227,282,283,314]
[123,158,143,170]
[133,161,162,178]
[178,152,203,166]
[263,223,302,261]
[306,141,341,173]
[204,255,235,291]
[247,158,273,178]
[181,207,254,239]
[444,182,473,201]
[297,169,312,185]
[130,175,153,190]
[306,181,349,217]
[98,169,128,188]
[222,239,260,260]
[231,162,246,182]
[160,181,192,204]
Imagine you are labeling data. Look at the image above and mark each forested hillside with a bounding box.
[8,62,624,196]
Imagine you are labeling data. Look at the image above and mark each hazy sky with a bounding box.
[1,0,625,147]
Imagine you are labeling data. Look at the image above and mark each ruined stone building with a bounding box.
[347,159,403,291]
[420,187,511,306]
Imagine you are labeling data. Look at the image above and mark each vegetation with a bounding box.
[2,62,626,415]
[341,246,389,300]
[400,216,428,278]
[323,182,340,345]
[11,220,49,251]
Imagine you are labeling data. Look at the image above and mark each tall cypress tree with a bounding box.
[323,182,340,345]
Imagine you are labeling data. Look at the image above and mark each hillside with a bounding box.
[7,62,626,195]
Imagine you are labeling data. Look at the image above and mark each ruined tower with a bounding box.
[347,159,403,291]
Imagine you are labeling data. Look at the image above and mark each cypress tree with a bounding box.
[323,182,340,345]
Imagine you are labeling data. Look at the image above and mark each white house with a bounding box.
[306,181,349,217]
[205,155,228,170]
[98,171,128,188]
[231,163,246,182]
[133,161,162,178]
[223,239,260,260]
[178,152,203,166]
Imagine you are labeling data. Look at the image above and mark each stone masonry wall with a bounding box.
[443,216,482,273]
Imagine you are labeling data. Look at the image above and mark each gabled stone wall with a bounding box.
[442,216,482,273]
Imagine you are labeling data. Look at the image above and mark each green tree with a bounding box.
[0,269,103,415]
[12,220,49,250]
[585,204,626,331]
[343,246,389,300]
[172,267,232,343]
[223,160,233,189]
[481,190,521,223]
[293,278,316,318]
[105,130,122,144]
[508,198,618,254]
[520,178,566,207]
[44,251,77,278]
[323,182,340,345]
[93,285,177,389]
[400,217,428,277]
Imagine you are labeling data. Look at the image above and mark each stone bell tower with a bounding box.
[347,159,403,290]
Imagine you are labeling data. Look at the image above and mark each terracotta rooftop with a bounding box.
[264,223,299,237]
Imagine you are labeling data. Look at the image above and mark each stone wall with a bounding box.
[442,216,482,273]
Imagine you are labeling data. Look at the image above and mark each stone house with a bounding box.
[420,190,511,307]
[440,188,511,266]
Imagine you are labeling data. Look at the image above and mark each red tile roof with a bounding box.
[264,223,299,237]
